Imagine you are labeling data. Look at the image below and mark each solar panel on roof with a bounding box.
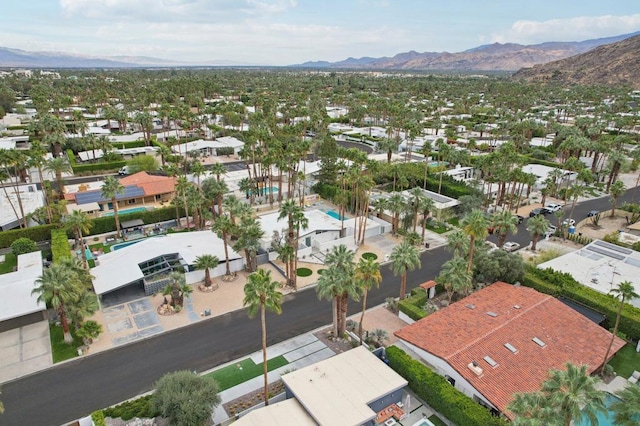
[593,240,632,255]
[624,258,640,269]
[585,245,625,261]
[75,185,145,205]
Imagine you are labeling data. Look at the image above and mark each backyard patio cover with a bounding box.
[121,219,144,229]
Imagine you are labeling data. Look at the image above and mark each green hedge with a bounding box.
[102,395,158,421]
[91,410,106,426]
[386,346,508,426]
[0,224,56,248]
[86,206,182,236]
[51,229,72,262]
[398,287,429,321]
[67,148,126,174]
[523,266,640,340]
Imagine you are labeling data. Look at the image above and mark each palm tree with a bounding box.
[527,215,550,252]
[162,271,192,308]
[611,383,640,425]
[32,263,80,343]
[543,363,606,426]
[387,193,407,235]
[419,197,435,243]
[101,176,125,238]
[599,281,638,375]
[354,257,382,345]
[446,229,469,257]
[63,210,93,269]
[461,210,488,273]
[193,254,220,289]
[491,210,518,248]
[437,256,472,303]
[44,156,72,200]
[390,240,421,300]
[508,391,559,426]
[609,180,626,218]
[278,200,308,290]
[232,215,264,273]
[212,215,235,277]
[243,269,283,406]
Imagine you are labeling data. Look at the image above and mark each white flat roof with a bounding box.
[171,137,245,154]
[259,209,343,242]
[233,399,316,426]
[91,231,242,295]
[0,184,45,228]
[0,251,45,322]
[538,239,640,308]
[282,346,407,426]
[67,202,100,214]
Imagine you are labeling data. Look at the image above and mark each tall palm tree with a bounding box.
[437,256,472,303]
[389,240,421,300]
[544,363,606,426]
[193,254,220,289]
[63,210,93,269]
[387,192,407,235]
[101,176,125,238]
[278,200,308,290]
[232,215,264,273]
[162,271,192,308]
[44,156,72,200]
[611,383,640,425]
[527,215,550,252]
[446,229,469,258]
[32,263,80,343]
[212,215,235,277]
[491,210,518,248]
[609,179,626,218]
[461,210,488,273]
[419,196,435,243]
[354,257,382,345]
[599,280,638,375]
[243,269,283,406]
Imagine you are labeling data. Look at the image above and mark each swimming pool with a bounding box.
[250,186,279,195]
[576,393,622,426]
[102,207,148,217]
[111,240,144,251]
[325,209,348,220]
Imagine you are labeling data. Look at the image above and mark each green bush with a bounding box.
[398,288,429,321]
[0,224,56,248]
[523,266,640,340]
[216,147,234,156]
[51,229,72,262]
[386,346,508,426]
[10,237,38,256]
[91,410,106,426]
[87,206,182,235]
[296,267,312,277]
[103,395,158,421]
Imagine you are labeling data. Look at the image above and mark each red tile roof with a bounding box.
[394,282,625,419]
[119,172,175,196]
[420,280,437,290]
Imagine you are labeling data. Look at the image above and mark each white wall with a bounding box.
[399,340,498,411]
[185,258,245,285]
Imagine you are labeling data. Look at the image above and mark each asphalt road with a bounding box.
[1,188,636,426]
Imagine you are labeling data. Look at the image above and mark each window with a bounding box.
[445,375,455,386]
[127,199,136,205]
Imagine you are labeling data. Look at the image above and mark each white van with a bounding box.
[118,166,131,175]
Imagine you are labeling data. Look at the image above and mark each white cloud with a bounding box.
[491,14,640,44]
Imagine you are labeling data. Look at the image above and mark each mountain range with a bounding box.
[512,34,640,89]
[293,31,640,72]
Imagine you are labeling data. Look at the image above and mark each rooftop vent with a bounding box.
[486,311,498,317]
[513,305,521,309]
[484,356,498,368]
[532,337,546,348]
[468,362,484,376]
[465,304,476,310]
[504,343,518,354]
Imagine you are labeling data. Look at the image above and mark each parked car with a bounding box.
[562,218,576,227]
[514,215,524,224]
[503,242,521,252]
[587,210,599,217]
[545,225,557,237]
[485,241,498,252]
[529,207,550,217]
[118,165,131,176]
[545,203,563,213]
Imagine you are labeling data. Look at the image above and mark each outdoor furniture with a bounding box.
[376,403,405,424]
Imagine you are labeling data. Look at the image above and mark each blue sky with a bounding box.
[0,0,638,65]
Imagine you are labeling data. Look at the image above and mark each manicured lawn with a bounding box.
[609,343,640,378]
[362,252,378,261]
[50,323,83,363]
[297,267,312,277]
[446,217,460,227]
[0,252,17,274]
[424,221,448,234]
[89,243,111,254]
[205,356,288,391]
[428,414,448,426]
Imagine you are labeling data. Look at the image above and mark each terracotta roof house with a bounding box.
[65,172,175,216]
[394,282,625,419]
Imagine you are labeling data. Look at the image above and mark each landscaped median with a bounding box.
[386,346,508,426]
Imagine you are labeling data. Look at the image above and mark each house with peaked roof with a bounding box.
[65,172,175,216]
[394,282,625,419]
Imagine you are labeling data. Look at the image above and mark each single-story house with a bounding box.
[538,239,640,308]
[394,282,625,419]
[235,346,408,426]
[0,183,45,231]
[0,251,52,383]
[521,163,577,189]
[91,231,244,306]
[171,136,245,157]
[65,172,175,216]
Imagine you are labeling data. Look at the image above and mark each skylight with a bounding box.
[486,311,498,317]
[504,343,518,353]
[465,304,476,309]
[532,337,546,348]
[484,356,498,367]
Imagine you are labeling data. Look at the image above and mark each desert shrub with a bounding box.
[10,237,38,256]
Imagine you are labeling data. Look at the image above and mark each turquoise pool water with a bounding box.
[428,161,449,167]
[250,186,279,195]
[576,393,621,426]
[111,240,144,251]
[325,209,348,220]
[102,207,147,217]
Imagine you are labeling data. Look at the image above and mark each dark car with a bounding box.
[587,210,599,217]
[529,208,550,218]
[514,215,524,224]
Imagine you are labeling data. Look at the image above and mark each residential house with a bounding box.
[394,282,625,419]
